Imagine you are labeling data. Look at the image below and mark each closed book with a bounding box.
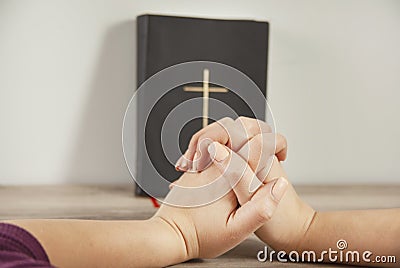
[136,14,269,197]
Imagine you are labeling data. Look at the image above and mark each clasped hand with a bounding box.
[153,117,315,263]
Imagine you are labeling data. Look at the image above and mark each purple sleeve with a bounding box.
[0,223,54,268]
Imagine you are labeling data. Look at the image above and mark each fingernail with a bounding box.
[271,177,288,201]
[208,142,229,162]
[181,158,188,169]
[175,156,183,169]
[208,143,216,159]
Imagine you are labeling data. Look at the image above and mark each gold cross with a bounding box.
[183,69,229,128]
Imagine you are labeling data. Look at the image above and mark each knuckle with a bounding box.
[235,116,246,122]
[279,134,288,147]
[218,117,234,130]
[236,117,273,134]
[256,203,273,223]
[249,124,261,135]
[236,117,262,135]
[262,123,272,133]
[219,117,234,125]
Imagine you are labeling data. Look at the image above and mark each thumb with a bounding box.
[227,177,288,237]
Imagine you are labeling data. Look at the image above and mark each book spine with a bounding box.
[135,15,149,196]
[137,15,149,86]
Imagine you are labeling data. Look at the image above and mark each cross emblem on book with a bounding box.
[183,69,229,128]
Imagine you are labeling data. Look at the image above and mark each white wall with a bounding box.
[0,0,399,184]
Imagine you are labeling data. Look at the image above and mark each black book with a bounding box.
[135,14,269,197]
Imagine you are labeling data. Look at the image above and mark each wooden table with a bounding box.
[0,184,399,267]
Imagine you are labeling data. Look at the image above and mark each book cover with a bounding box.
[136,14,269,197]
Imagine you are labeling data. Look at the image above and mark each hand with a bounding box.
[154,160,289,262]
[208,140,315,252]
[175,117,288,172]
[174,116,314,251]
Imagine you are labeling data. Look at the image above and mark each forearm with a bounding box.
[6,218,187,268]
[298,209,400,267]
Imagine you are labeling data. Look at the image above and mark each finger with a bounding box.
[235,133,275,191]
[275,133,288,161]
[177,117,274,172]
[192,118,249,171]
[237,133,275,174]
[183,132,286,171]
[176,117,234,171]
[234,116,272,143]
[208,142,262,205]
[226,177,288,241]
[191,138,213,172]
[226,117,273,152]
[259,156,288,183]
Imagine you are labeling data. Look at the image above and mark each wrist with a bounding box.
[147,217,190,266]
[282,198,317,252]
[255,183,316,252]
[292,209,319,252]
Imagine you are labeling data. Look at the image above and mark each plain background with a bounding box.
[0,0,399,185]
